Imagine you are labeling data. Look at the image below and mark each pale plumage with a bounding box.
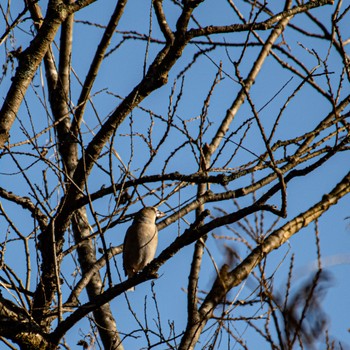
[123,207,165,290]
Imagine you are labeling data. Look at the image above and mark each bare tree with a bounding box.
[0,0,349,349]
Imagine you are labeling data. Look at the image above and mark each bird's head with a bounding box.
[134,207,165,223]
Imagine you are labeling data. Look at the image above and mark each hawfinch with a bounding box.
[123,207,165,290]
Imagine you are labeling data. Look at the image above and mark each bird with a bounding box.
[123,207,165,291]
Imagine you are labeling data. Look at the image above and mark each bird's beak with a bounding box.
[156,209,166,218]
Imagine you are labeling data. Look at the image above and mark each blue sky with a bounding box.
[1,0,350,349]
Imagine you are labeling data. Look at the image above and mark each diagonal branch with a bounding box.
[52,0,203,239]
[187,0,334,38]
[0,2,68,149]
[153,0,174,43]
[179,168,350,349]
[50,165,350,344]
[72,0,128,133]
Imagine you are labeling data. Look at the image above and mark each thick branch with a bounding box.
[153,0,174,43]
[178,169,350,349]
[72,208,123,350]
[50,0,202,244]
[0,3,67,149]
